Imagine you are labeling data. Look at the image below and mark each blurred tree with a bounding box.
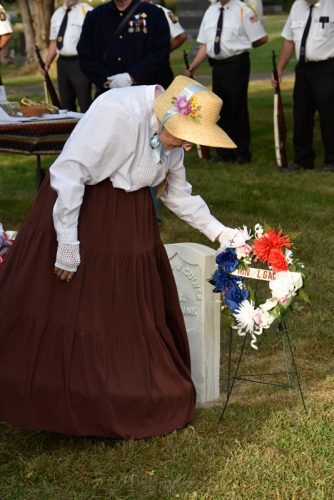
[16,0,54,64]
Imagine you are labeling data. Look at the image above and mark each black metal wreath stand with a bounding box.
[219,319,307,424]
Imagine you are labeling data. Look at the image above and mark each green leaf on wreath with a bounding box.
[248,284,255,302]
[298,289,311,304]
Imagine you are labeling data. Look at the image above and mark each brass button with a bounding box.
[119,12,123,16]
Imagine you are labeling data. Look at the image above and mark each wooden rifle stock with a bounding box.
[183,50,191,76]
[183,50,211,160]
[272,50,288,168]
[35,46,61,108]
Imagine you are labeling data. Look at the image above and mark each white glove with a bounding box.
[218,225,250,251]
[107,73,132,88]
[55,242,81,272]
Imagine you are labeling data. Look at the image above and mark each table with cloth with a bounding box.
[0,112,81,187]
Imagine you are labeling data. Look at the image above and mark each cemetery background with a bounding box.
[0,12,334,500]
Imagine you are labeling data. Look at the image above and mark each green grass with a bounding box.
[1,15,334,500]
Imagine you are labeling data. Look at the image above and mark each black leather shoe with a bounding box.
[211,155,235,163]
[235,155,251,164]
[281,162,314,173]
[323,163,334,172]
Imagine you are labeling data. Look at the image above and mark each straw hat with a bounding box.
[154,75,236,149]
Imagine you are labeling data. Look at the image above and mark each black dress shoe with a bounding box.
[281,162,314,173]
[211,154,235,163]
[234,155,251,164]
[323,163,334,172]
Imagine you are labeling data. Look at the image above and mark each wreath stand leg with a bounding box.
[219,319,307,424]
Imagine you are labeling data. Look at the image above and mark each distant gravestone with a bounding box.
[263,0,283,14]
[165,243,220,404]
[178,0,208,39]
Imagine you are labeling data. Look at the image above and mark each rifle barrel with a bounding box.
[183,50,189,70]
[35,46,61,108]
[272,50,288,168]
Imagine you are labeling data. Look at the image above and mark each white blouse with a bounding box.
[49,85,225,244]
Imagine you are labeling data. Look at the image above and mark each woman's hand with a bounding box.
[54,242,81,280]
[54,267,76,283]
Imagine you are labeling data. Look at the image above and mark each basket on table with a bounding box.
[20,103,47,117]
[20,97,59,117]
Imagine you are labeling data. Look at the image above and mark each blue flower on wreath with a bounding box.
[216,248,238,273]
[224,286,249,314]
[211,267,240,293]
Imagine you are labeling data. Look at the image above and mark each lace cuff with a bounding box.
[55,242,80,272]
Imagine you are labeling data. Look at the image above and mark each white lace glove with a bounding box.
[55,242,81,272]
[106,73,132,88]
[218,226,250,251]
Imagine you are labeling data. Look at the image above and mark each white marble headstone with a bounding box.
[165,243,220,405]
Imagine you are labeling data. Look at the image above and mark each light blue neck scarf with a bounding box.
[150,133,168,164]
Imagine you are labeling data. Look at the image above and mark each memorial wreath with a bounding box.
[0,223,17,266]
[210,224,309,349]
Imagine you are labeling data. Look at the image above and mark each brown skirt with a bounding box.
[0,177,196,439]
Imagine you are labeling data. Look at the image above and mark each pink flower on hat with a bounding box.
[172,95,201,122]
[174,95,192,115]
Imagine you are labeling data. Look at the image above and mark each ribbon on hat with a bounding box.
[161,84,204,127]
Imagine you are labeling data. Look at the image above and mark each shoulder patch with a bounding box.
[167,10,178,24]
[245,3,257,15]
[0,9,7,21]
[249,14,259,23]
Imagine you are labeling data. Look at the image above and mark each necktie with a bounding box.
[56,8,71,50]
[299,5,314,64]
[214,7,224,56]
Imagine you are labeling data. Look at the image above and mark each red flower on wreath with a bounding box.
[253,228,291,266]
[268,248,289,272]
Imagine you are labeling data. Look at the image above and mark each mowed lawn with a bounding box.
[1,16,334,500]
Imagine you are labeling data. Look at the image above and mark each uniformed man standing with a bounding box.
[272,0,334,173]
[77,0,173,96]
[152,1,187,51]
[43,0,93,112]
[0,3,12,50]
[186,0,268,164]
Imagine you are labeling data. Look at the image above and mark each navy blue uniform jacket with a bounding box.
[77,0,174,92]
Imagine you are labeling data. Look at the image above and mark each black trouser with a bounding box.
[57,57,92,112]
[294,58,334,167]
[211,52,251,160]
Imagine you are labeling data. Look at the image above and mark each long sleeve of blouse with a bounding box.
[160,149,224,241]
[49,85,226,244]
